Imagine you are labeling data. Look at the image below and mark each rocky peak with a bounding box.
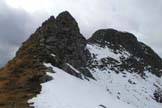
[88,28,162,77]
[88,29,138,47]
[15,11,92,79]
[56,11,80,32]
[0,11,94,107]
[43,11,88,67]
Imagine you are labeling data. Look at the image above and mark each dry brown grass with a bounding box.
[0,35,47,108]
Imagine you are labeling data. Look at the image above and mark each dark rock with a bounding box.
[99,104,107,108]
[39,75,53,83]
[15,11,93,79]
[56,11,80,32]
[154,89,162,103]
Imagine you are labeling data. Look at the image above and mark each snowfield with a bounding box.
[28,44,162,108]
[29,63,136,108]
[91,69,162,108]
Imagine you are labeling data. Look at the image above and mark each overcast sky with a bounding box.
[0,0,162,67]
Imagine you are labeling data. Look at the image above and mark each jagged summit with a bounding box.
[16,11,91,78]
[56,11,80,32]
[41,11,80,32]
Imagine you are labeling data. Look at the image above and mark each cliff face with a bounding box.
[0,11,162,108]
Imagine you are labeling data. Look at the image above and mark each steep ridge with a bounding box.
[0,11,92,108]
[0,11,162,108]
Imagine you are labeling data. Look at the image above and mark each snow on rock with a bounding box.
[66,63,81,74]
[43,63,53,68]
[86,44,130,61]
[28,63,136,108]
[50,53,56,57]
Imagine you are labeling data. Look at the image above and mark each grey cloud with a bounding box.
[52,0,162,57]
[0,1,51,67]
[0,0,35,67]
[46,0,162,57]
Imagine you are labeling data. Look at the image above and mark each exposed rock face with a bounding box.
[44,11,90,68]
[88,29,162,77]
[16,11,92,78]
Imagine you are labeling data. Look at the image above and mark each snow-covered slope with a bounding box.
[87,43,162,108]
[29,63,136,108]
[29,43,162,108]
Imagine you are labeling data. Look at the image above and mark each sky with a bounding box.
[0,0,162,67]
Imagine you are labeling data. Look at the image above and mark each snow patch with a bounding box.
[51,53,56,57]
[86,44,130,61]
[66,63,80,74]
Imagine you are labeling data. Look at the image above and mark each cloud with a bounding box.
[0,0,33,67]
[39,0,162,58]
[0,0,162,67]
[47,0,162,58]
[0,0,51,67]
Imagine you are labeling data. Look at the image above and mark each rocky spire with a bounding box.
[56,11,80,32]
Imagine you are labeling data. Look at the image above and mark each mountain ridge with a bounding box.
[0,11,162,108]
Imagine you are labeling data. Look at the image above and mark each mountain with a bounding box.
[0,11,162,108]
